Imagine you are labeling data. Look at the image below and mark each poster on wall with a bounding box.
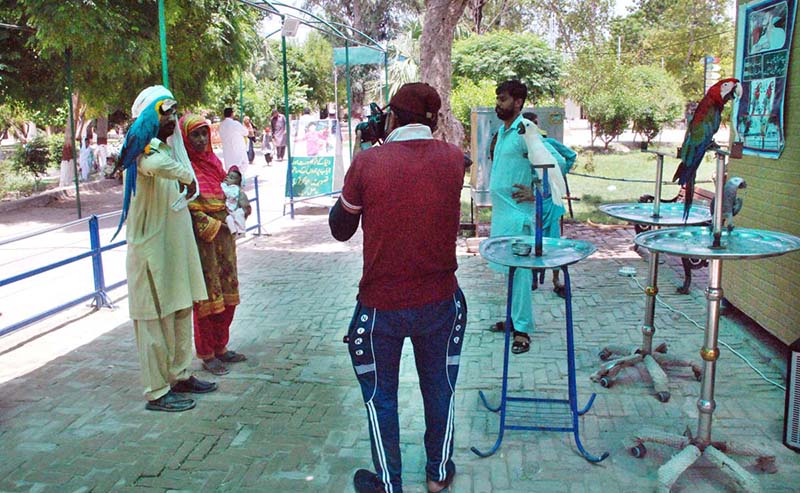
[285,118,343,197]
[733,0,797,158]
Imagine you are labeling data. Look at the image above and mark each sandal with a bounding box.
[488,321,507,333]
[218,350,247,363]
[511,331,531,354]
[553,284,567,299]
[202,358,230,375]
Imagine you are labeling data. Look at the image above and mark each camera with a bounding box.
[356,102,389,145]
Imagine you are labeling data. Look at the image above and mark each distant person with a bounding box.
[243,116,256,165]
[218,107,249,174]
[180,114,250,376]
[329,82,467,493]
[270,109,287,161]
[79,137,93,182]
[261,126,273,166]
[116,86,216,412]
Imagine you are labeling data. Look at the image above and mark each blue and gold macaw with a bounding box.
[672,78,742,221]
[111,87,176,240]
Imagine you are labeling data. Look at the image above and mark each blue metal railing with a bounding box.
[0,176,262,337]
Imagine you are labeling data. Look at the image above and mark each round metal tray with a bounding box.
[600,202,711,226]
[480,236,597,269]
[634,227,800,260]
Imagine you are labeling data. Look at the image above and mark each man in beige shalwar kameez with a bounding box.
[119,85,217,412]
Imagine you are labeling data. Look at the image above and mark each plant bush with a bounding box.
[627,65,683,143]
[584,90,634,150]
[12,136,50,180]
[451,80,497,139]
[45,134,65,165]
[452,31,562,102]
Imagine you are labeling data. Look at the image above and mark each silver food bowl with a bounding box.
[511,241,532,256]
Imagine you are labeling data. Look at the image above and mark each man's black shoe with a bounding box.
[145,391,196,412]
[353,469,385,493]
[427,461,456,492]
[171,375,218,394]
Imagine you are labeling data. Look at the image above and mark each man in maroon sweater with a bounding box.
[329,83,468,493]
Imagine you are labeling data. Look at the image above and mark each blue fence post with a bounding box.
[89,216,114,308]
[254,176,262,236]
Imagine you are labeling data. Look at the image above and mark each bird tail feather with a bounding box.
[110,164,137,241]
[672,161,685,184]
[683,176,695,222]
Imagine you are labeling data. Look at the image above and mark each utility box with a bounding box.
[468,107,565,231]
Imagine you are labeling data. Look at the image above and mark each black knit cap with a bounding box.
[389,82,441,120]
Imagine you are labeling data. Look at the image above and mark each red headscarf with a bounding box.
[180,114,226,198]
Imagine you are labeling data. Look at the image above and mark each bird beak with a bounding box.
[734,83,743,99]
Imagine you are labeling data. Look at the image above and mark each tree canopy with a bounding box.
[610,0,734,100]
[8,0,260,116]
[452,31,562,102]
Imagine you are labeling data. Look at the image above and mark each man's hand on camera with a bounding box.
[511,183,535,203]
[353,129,364,158]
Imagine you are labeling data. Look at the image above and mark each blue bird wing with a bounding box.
[110,114,160,241]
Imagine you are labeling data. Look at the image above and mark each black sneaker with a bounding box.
[171,375,218,394]
[145,391,196,412]
[353,469,385,493]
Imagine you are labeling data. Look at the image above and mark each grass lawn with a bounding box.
[461,143,717,227]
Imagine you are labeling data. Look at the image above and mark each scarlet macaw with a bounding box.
[672,78,742,221]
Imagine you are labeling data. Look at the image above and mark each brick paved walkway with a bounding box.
[0,211,796,492]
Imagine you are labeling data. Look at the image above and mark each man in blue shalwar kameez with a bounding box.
[488,80,538,354]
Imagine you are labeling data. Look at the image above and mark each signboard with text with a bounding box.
[733,0,796,158]
[285,155,335,197]
[285,118,342,198]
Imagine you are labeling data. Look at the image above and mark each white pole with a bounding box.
[333,65,339,119]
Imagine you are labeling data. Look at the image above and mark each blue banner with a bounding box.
[333,46,385,66]
[733,0,797,158]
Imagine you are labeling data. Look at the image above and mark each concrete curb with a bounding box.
[0,178,121,214]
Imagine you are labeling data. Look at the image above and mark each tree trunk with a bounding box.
[59,92,83,187]
[420,0,468,148]
[469,0,488,34]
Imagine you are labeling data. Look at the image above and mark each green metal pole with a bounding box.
[384,50,389,104]
[239,73,244,121]
[158,0,169,88]
[65,48,81,219]
[345,41,353,160]
[282,32,294,218]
